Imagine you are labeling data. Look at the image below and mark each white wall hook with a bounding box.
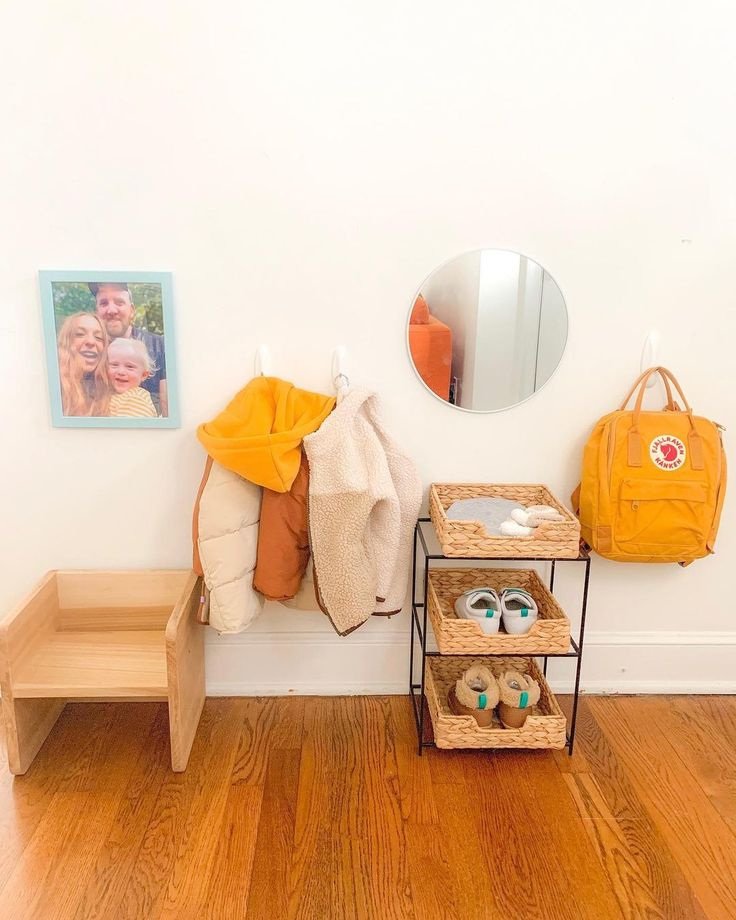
[641,330,661,388]
[332,345,350,391]
[254,344,271,377]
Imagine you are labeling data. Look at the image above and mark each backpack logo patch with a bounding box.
[650,435,686,471]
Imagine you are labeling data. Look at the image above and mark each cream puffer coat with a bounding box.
[194,458,263,634]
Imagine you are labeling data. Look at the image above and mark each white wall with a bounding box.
[1,0,735,694]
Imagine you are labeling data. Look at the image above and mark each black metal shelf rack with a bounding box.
[409,518,591,755]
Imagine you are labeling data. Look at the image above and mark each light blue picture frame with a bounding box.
[39,270,180,428]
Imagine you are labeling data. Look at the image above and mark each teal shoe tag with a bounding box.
[521,607,529,617]
[519,691,529,709]
[485,610,495,618]
[478,693,487,710]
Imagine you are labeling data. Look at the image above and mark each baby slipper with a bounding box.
[454,588,501,635]
[497,670,541,729]
[448,664,499,727]
[510,505,565,528]
[499,519,534,537]
[500,588,538,635]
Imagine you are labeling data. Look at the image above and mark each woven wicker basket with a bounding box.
[427,568,570,655]
[429,483,581,558]
[425,655,566,750]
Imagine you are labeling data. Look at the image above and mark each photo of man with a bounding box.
[90,282,167,416]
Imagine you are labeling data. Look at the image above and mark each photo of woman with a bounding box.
[57,312,111,417]
[40,271,179,429]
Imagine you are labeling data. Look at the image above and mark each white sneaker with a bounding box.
[500,588,538,635]
[454,588,502,634]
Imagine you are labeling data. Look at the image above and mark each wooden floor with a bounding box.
[0,696,734,920]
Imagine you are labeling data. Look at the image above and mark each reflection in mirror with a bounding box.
[407,249,568,412]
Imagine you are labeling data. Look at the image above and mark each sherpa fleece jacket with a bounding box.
[303,388,422,636]
[194,378,335,632]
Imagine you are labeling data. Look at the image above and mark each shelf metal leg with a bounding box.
[544,562,554,680]
[568,556,591,755]
[409,525,418,694]
[417,552,430,756]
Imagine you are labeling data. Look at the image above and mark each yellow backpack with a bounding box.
[572,367,727,564]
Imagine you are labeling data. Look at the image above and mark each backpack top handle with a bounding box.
[625,367,704,470]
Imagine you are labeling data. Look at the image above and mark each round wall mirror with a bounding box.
[406,249,568,412]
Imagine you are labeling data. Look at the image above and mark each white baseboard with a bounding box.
[204,626,736,696]
[207,681,409,696]
[548,680,736,694]
[583,631,736,647]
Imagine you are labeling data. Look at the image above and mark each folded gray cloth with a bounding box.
[446,497,525,536]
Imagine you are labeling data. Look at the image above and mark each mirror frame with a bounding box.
[405,248,569,414]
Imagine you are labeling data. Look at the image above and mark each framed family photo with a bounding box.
[39,270,180,428]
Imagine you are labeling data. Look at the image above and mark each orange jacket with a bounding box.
[253,449,311,601]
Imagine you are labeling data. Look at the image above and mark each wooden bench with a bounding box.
[0,570,204,774]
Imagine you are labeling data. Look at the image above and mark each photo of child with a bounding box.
[107,339,158,418]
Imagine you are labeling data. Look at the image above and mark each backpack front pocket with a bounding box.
[615,480,709,550]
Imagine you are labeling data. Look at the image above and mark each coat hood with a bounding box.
[197,376,335,492]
